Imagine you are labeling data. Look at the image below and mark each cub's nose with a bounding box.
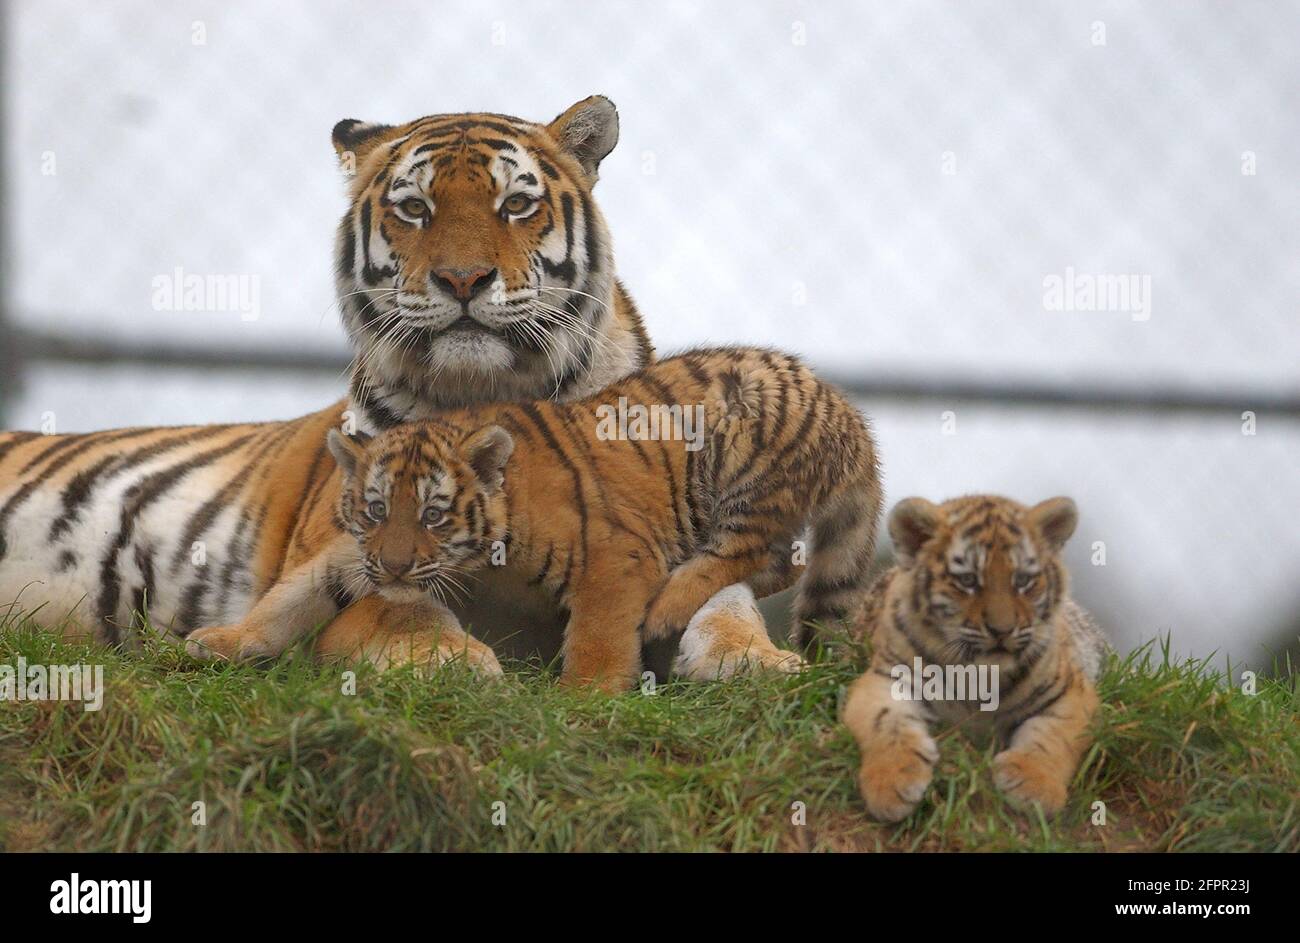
[983,599,1018,639]
[379,556,413,578]
[433,266,497,302]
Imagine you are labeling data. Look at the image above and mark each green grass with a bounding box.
[0,616,1296,852]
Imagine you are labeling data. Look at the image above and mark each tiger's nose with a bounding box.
[983,598,1018,637]
[982,611,1017,638]
[433,266,496,301]
[379,556,412,578]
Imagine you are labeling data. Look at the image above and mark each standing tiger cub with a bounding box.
[186,347,883,690]
[843,495,1108,821]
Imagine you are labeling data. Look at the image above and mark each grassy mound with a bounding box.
[0,619,1295,852]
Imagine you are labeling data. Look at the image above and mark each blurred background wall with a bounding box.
[1,0,1296,671]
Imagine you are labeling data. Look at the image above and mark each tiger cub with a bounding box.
[185,348,882,691]
[842,495,1108,821]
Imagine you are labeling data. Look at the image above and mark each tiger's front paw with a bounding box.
[673,584,805,680]
[992,748,1069,816]
[558,672,633,695]
[360,627,504,679]
[857,732,939,823]
[185,625,277,663]
[674,631,805,680]
[428,635,504,679]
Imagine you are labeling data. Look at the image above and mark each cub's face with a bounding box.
[888,495,1078,663]
[326,424,514,604]
[333,96,620,385]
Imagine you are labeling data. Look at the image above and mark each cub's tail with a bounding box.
[791,459,883,651]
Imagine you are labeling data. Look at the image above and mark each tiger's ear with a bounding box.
[332,119,398,166]
[1028,497,1078,551]
[462,425,515,494]
[327,428,370,479]
[888,498,942,567]
[546,96,619,183]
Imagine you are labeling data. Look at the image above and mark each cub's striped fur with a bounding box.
[186,348,883,691]
[0,98,660,655]
[843,495,1108,821]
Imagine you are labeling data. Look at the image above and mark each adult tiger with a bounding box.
[0,97,797,679]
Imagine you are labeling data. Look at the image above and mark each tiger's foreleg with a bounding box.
[559,543,661,693]
[184,536,354,663]
[991,668,1099,816]
[313,594,502,677]
[842,660,940,823]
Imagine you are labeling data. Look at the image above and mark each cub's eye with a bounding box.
[1014,572,1036,592]
[501,193,535,216]
[366,501,387,522]
[421,507,447,529]
[397,197,428,218]
[952,572,978,590]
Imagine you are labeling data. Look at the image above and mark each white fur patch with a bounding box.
[673,585,802,680]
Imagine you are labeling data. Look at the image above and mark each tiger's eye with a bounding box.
[422,507,447,528]
[954,572,978,589]
[366,501,387,522]
[398,197,427,218]
[501,194,534,215]
[1014,572,1036,592]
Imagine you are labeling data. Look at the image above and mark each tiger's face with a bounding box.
[333,96,620,398]
[326,423,514,605]
[888,495,1078,667]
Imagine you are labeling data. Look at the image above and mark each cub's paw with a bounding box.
[857,732,939,823]
[558,672,635,695]
[992,748,1069,816]
[184,625,276,663]
[430,636,504,679]
[367,629,504,679]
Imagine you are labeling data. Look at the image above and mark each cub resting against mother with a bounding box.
[0,97,801,677]
[186,348,883,689]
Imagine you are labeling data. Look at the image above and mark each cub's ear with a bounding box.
[462,425,515,494]
[332,119,398,166]
[1028,497,1078,551]
[326,428,369,479]
[546,95,619,182]
[888,498,942,567]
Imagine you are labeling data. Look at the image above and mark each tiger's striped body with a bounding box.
[0,98,791,675]
[186,348,883,690]
[0,411,339,641]
[842,495,1108,821]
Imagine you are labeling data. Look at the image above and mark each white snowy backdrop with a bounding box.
[2,0,1297,671]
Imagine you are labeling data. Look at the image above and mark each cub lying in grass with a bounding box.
[843,495,1108,821]
[187,348,882,691]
